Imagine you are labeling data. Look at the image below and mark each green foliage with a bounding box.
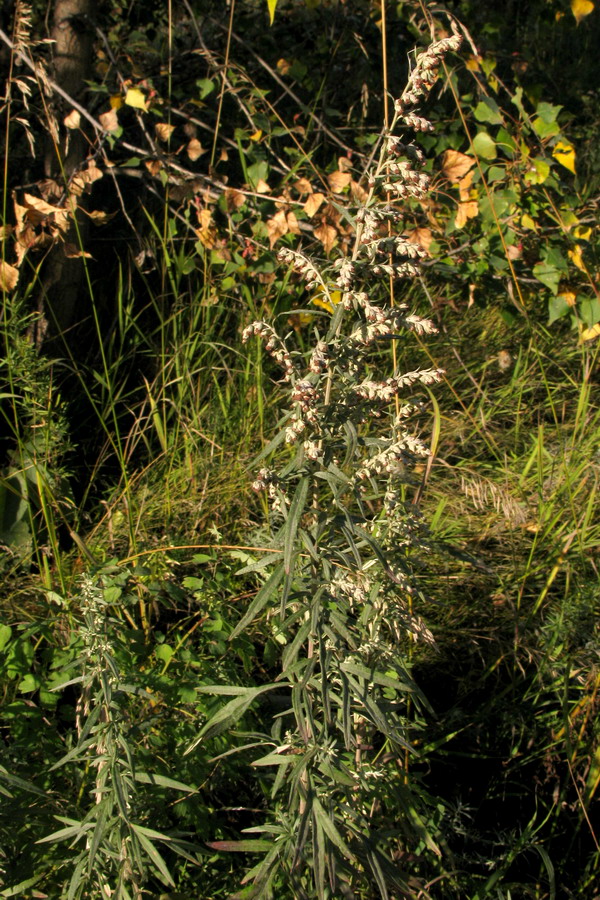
[0,0,599,898]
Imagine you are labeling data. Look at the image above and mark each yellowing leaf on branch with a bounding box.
[249,129,263,142]
[442,149,474,183]
[63,243,92,259]
[571,0,594,25]
[573,225,592,241]
[0,261,19,291]
[581,322,600,342]
[568,245,587,272]
[552,140,576,174]
[124,88,148,111]
[267,0,278,24]
[557,290,577,307]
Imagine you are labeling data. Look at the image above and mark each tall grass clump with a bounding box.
[195,20,464,899]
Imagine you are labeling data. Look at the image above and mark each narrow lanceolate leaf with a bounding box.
[207,838,273,852]
[134,771,196,793]
[186,683,279,752]
[130,824,175,887]
[229,561,285,640]
[311,796,355,861]
[284,476,309,574]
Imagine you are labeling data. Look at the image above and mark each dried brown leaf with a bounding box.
[187,138,205,161]
[63,243,92,259]
[63,109,81,130]
[327,171,351,193]
[294,177,313,195]
[225,188,246,211]
[442,149,474,184]
[155,122,175,142]
[314,223,337,254]
[303,192,325,218]
[267,209,289,248]
[99,108,119,133]
[0,261,19,291]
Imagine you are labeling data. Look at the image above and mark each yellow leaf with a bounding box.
[568,245,586,272]
[276,58,291,75]
[442,149,474,183]
[124,88,148,111]
[558,290,577,307]
[521,213,537,231]
[466,55,482,71]
[0,260,19,291]
[573,225,592,241]
[581,322,600,342]
[255,179,271,194]
[552,140,576,174]
[249,129,263,142]
[63,109,81,130]
[267,0,278,25]
[109,94,123,110]
[286,211,300,234]
[571,0,594,25]
[311,286,342,314]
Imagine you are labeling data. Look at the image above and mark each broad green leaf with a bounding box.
[472,131,496,159]
[548,294,571,323]
[473,97,503,125]
[0,623,11,650]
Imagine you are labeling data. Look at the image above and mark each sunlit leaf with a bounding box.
[155,122,175,142]
[472,131,496,159]
[581,322,600,342]
[63,109,80,130]
[552,140,576,174]
[327,170,351,193]
[441,149,474,183]
[267,0,278,25]
[303,192,325,217]
[266,209,289,248]
[124,88,148,111]
[573,225,592,240]
[568,245,586,272]
[571,0,594,25]
[0,261,19,291]
[311,286,342,314]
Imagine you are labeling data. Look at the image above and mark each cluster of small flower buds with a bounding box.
[329,572,371,607]
[355,432,430,481]
[277,247,324,291]
[333,259,357,291]
[370,261,421,279]
[354,366,444,403]
[309,340,329,374]
[357,206,403,244]
[251,467,279,493]
[242,321,296,380]
[395,27,462,116]
[303,440,322,461]
[251,467,289,514]
[285,415,306,443]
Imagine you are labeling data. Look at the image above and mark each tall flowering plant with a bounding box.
[201,22,463,899]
